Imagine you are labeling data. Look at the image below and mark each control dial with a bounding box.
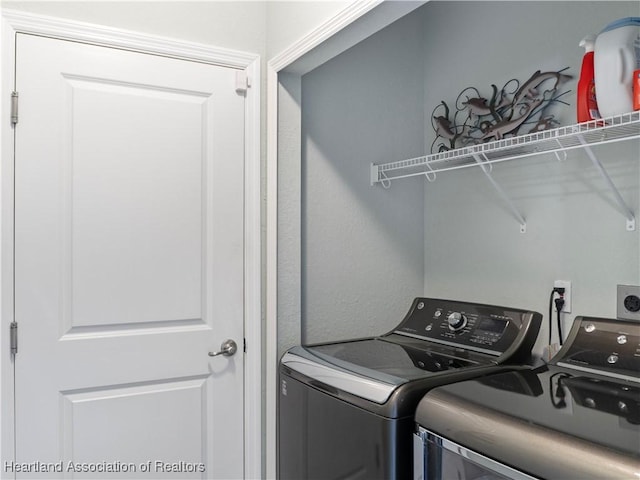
[447,312,467,332]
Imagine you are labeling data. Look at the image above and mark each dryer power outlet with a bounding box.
[617,285,640,321]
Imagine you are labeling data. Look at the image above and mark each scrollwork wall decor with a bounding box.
[431,68,573,153]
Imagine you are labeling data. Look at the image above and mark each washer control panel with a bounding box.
[554,316,640,380]
[393,298,541,357]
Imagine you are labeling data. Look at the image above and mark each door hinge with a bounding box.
[235,71,250,94]
[10,91,18,125]
[10,322,18,355]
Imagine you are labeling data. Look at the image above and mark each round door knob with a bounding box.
[209,339,238,357]
[447,312,467,331]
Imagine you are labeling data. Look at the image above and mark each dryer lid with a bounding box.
[415,367,640,478]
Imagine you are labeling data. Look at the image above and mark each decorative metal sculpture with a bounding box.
[431,68,573,153]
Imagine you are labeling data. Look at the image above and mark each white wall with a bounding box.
[1,1,268,54]
[421,1,640,357]
[2,0,358,68]
[300,10,427,345]
[266,0,352,60]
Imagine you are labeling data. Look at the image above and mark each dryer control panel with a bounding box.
[553,316,640,381]
[393,298,541,359]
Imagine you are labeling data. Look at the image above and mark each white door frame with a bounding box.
[0,9,262,479]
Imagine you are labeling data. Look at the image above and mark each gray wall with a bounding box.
[300,11,427,345]
[278,73,305,358]
[297,1,639,357]
[421,1,640,357]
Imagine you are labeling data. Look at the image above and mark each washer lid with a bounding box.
[281,338,477,403]
[280,350,397,404]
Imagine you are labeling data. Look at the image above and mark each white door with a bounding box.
[13,33,245,478]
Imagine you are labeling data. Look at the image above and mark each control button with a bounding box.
[617,335,627,345]
[585,397,596,408]
[425,324,433,331]
[447,312,467,332]
[607,354,619,364]
[618,401,628,414]
[417,302,425,310]
[434,310,441,317]
[584,323,596,333]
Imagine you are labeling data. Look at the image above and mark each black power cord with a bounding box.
[548,287,566,346]
[549,372,571,409]
[555,295,565,346]
[548,289,554,345]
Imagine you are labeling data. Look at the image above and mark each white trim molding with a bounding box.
[265,2,383,478]
[268,0,383,72]
[0,9,261,479]
[265,63,279,480]
[265,1,428,478]
[242,52,263,480]
[0,12,17,474]
[1,9,257,69]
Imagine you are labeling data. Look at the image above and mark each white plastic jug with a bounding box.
[594,17,640,117]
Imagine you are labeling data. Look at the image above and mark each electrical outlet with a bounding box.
[617,285,640,321]
[554,280,571,313]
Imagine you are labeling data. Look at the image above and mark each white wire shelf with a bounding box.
[370,111,640,232]
[371,111,640,185]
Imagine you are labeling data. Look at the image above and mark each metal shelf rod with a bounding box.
[578,136,636,231]
[473,154,527,233]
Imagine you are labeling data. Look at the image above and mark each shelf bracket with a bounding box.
[370,163,379,186]
[553,139,567,161]
[473,154,527,233]
[578,136,636,231]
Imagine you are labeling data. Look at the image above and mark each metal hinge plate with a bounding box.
[10,322,17,355]
[11,91,18,125]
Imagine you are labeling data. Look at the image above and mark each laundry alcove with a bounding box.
[275,0,640,361]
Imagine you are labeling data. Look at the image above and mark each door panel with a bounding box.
[67,76,206,330]
[61,377,208,478]
[14,33,244,478]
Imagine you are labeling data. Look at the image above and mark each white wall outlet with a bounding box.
[554,280,571,313]
[617,285,640,321]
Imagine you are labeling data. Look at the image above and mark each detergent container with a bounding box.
[577,34,600,122]
[594,17,640,117]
